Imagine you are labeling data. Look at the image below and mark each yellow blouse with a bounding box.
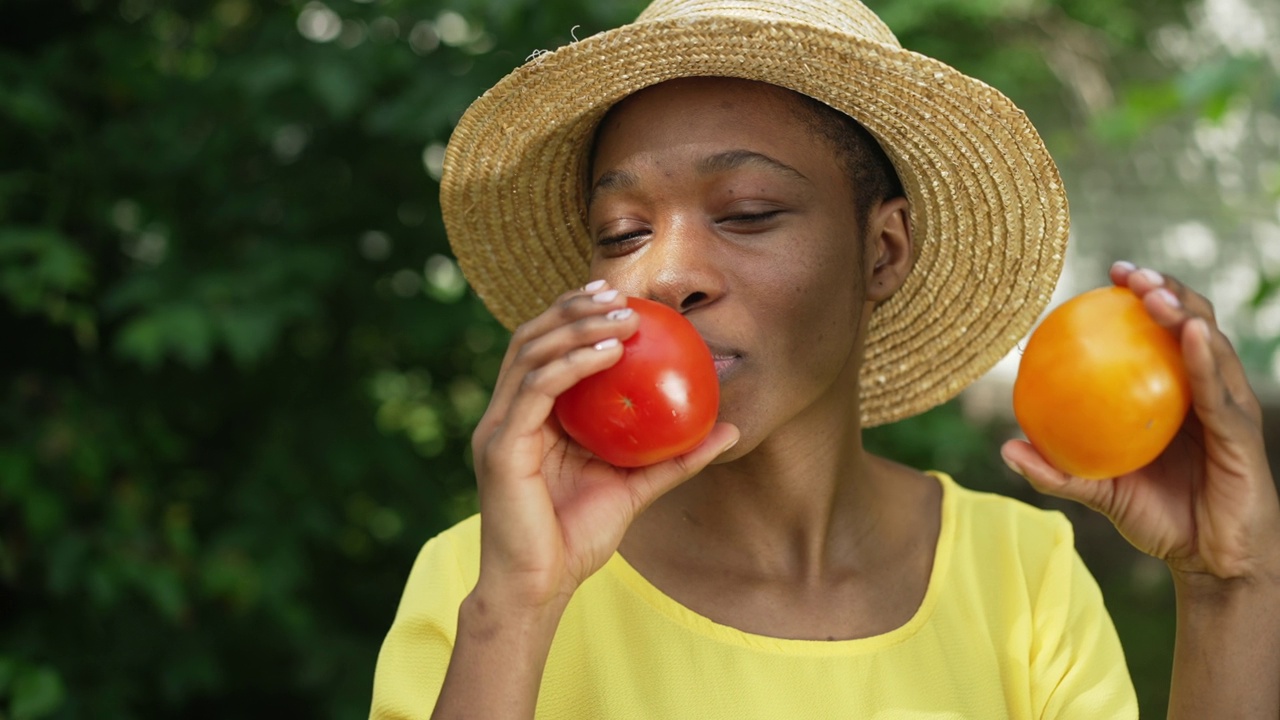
[370,473,1138,719]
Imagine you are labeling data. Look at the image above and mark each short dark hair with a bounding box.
[790,94,904,230]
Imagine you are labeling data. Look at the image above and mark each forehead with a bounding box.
[590,77,830,174]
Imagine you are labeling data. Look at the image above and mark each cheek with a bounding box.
[762,256,863,368]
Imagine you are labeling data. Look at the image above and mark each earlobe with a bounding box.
[866,197,913,303]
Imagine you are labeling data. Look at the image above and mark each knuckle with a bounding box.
[511,321,537,346]
[521,367,551,395]
[560,345,589,369]
[557,286,586,304]
[557,292,588,316]
[1237,392,1264,424]
[566,316,604,344]
[513,341,536,364]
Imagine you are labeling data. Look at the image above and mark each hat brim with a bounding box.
[441,17,1067,427]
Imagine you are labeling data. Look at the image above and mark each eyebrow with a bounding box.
[696,150,810,184]
[587,149,809,206]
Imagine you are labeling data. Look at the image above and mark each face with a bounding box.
[587,77,910,449]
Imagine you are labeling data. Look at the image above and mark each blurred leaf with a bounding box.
[1090,83,1181,143]
[309,56,367,121]
[0,655,15,693]
[0,228,93,314]
[1175,54,1263,109]
[215,307,279,365]
[10,665,65,720]
[1253,276,1280,307]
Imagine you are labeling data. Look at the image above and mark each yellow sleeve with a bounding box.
[369,518,478,720]
[1029,517,1139,720]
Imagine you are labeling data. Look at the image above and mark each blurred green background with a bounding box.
[2,0,1278,718]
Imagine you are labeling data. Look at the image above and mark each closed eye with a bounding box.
[719,210,783,225]
[597,228,649,247]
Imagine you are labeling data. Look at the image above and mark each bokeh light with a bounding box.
[297,2,341,43]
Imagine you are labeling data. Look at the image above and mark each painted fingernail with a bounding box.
[592,289,619,303]
[582,279,606,292]
[1112,260,1137,273]
[1135,268,1164,286]
[606,308,633,321]
[1154,288,1180,308]
[593,337,620,350]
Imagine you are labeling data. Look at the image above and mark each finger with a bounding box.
[509,306,640,382]
[498,338,630,440]
[495,282,625,379]
[486,285,631,421]
[1135,274,1259,418]
[623,423,741,515]
[1109,259,1138,287]
[1001,439,1118,514]
[1118,267,1258,412]
[1181,317,1262,432]
[1125,268,1216,327]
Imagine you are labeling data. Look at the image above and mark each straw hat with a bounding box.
[440,0,1068,427]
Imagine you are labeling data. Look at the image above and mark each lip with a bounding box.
[704,341,743,382]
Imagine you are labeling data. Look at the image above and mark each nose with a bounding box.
[622,220,726,314]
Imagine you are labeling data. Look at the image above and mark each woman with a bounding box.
[371,1,1280,718]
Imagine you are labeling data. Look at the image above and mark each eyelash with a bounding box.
[597,211,783,246]
[598,229,647,247]
[722,210,782,224]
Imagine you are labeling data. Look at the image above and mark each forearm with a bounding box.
[1167,573,1280,719]
[431,589,568,720]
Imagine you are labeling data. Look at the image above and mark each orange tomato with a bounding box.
[1012,286,1191,479]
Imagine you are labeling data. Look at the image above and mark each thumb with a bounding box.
[626,423,740,513]
[1001,439,1117,515]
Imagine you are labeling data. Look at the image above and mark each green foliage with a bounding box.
[0,0,1235,717]
[1092,54,1271,142]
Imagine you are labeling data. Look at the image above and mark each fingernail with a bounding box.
[583,279,606,292]
[1154,288,1180,308]
[592,289,619,303]
[1135,268,1164,286]
[593,337,620,350]
[606,308,633,321]
[1112,260,1137,273]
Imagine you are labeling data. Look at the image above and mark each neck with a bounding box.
[627,376,900,584]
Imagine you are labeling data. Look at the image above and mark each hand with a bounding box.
[1002,262,1280,585]
[470,280,739,613]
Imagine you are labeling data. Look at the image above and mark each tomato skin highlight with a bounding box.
[1012,287,1192,480]
[553,297,719,468]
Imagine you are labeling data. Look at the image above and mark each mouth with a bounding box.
[705,343,743,381]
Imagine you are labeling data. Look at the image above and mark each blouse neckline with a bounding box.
[601,472,958,657]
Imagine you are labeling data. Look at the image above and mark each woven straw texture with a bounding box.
[440,0,1068,427]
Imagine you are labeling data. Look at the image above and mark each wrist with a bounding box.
[1170,564,1280,625]
[459,582,571,647]
[1170,547,1280,598]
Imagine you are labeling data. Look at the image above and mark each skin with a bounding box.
[431,77,1280,719]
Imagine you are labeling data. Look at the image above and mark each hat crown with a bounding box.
[636,0,901,48]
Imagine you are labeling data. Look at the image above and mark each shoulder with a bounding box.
[395,514,482,621]
[940,472,1073,544]
[934,473,1076,591]
[416,513,482,567]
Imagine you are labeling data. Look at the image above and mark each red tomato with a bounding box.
[1012,286,1191,480]
[554,297,719,468]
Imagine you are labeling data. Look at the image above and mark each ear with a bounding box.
[864,196,913,303]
